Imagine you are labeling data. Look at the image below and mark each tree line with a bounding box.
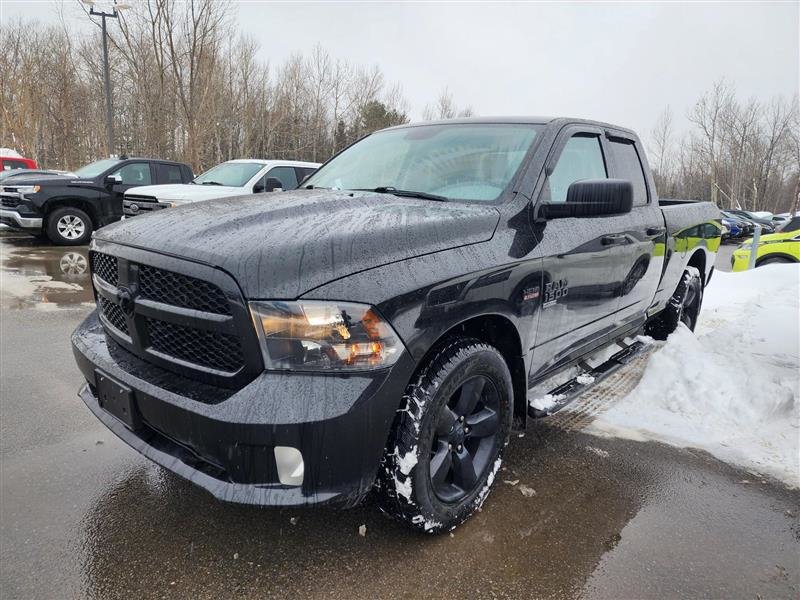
[0,2,797,213]
[649,81,799,214]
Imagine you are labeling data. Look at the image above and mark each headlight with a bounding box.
[15,185,41,194]
[249,300,404,371]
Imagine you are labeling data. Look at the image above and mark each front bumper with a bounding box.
[72,311,415,507]
[0,208,43,231]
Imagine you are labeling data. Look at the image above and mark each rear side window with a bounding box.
[262,166,299,190]
[547,135,607,203]
[2,159,29,170]
[609,139,648,206]
[294,167,316,186]
[112,162,152,185]
[156,163,185,184]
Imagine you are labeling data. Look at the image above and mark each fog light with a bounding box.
[274,446,304,486]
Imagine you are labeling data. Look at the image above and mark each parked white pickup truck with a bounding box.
[123,159,320,217]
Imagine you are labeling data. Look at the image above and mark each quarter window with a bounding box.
[609,139,648,206]
[112,163,152,186]
[547,135,607,203]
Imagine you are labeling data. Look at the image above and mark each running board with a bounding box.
[527,340,647,418]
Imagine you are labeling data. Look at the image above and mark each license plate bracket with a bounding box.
[95,370,142,430]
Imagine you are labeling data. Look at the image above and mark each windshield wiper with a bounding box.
[356,186,449,202]
[200,181,224,186]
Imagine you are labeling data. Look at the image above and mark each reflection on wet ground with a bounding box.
[1,238,798,599]
[0,231,94,309]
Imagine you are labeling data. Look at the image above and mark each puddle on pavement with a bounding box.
[74,426,799,600]
[0,231,94,309]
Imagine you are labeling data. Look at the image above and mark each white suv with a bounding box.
[123,159,320,217]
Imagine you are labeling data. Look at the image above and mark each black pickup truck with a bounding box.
[71,117,721,533]
[0,157,192,245]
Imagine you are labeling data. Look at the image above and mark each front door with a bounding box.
[526,127,630,381]
[108,162,154,215]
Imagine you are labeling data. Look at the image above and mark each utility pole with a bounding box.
[84,1,128,156]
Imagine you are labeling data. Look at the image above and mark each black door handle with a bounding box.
[646,227,666,237]
[601,234,627,246]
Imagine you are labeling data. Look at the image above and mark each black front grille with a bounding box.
[1,196,18,208]
[90,252,119,287]
[88,245,260,389]
[147,318,243,373]
[98,296,128,334]
[139,264,231,315]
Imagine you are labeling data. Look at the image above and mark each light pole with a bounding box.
[84,1,128,156]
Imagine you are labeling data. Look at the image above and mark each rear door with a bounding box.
[605,132,665,325]
[527,126,629,378]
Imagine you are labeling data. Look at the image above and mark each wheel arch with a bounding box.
[686,249,707,286]
[410,313,527,426]
[755,252,798,266]
[44,197,98,228]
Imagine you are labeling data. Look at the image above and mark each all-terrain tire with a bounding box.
[46,207,93,246]
[378,338,513,534]
[645,268,703,340]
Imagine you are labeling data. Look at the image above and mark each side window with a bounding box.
[609,139,648,206]
[156,163,184,184]
[112,162,152,186]
[547,135,606,203]
[294,167,316,186]
[261,166,298,191]
[3,159,29,170]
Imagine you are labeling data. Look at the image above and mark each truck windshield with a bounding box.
[305,123,541,202]
[74,158,122,179]
[193,162,263,187]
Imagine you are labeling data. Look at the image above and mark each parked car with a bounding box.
[72,117,721,533]
[122,159,320,218]
[720,211,755,237]
[720,217,742,240]
[0,148,37,171]
[731,216,800,270]
[724,209,775,233]
[0,156,193,245]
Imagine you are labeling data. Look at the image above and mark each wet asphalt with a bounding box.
[0,231,797,599]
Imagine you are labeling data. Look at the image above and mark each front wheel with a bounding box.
[378,338,513,533]
[46,207,93,246]
[757,256,793,267]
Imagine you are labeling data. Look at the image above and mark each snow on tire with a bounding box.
[378,338,513,533]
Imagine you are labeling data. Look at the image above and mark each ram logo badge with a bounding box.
[543,279,568,307]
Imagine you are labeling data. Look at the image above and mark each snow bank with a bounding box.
[0,148,23,158]
[588,264,800,487]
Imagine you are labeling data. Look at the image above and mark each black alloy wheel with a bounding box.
[430,374,502,503]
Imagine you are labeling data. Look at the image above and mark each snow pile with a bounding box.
[588,264,800,487]
[0,148,23,158]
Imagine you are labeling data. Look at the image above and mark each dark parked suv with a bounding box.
[0,157,192,245]
[71,117,720,532]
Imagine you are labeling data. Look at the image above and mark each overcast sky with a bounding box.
[2,1,797,145]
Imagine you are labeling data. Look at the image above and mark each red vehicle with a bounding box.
[0,149,37,171]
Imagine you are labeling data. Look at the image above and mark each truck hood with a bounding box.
[125,183,248,203]
[96,189,500,298]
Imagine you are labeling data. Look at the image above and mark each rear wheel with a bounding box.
[46,207,92,246]
[645,268,703,340]
[378,338,513,533]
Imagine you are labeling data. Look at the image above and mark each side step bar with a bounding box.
[527,340,647,418]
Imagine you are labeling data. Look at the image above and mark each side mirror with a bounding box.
[540,179,633,219]
[105,174,122,186]
[252,181,266,194]
[264,177,283,192]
